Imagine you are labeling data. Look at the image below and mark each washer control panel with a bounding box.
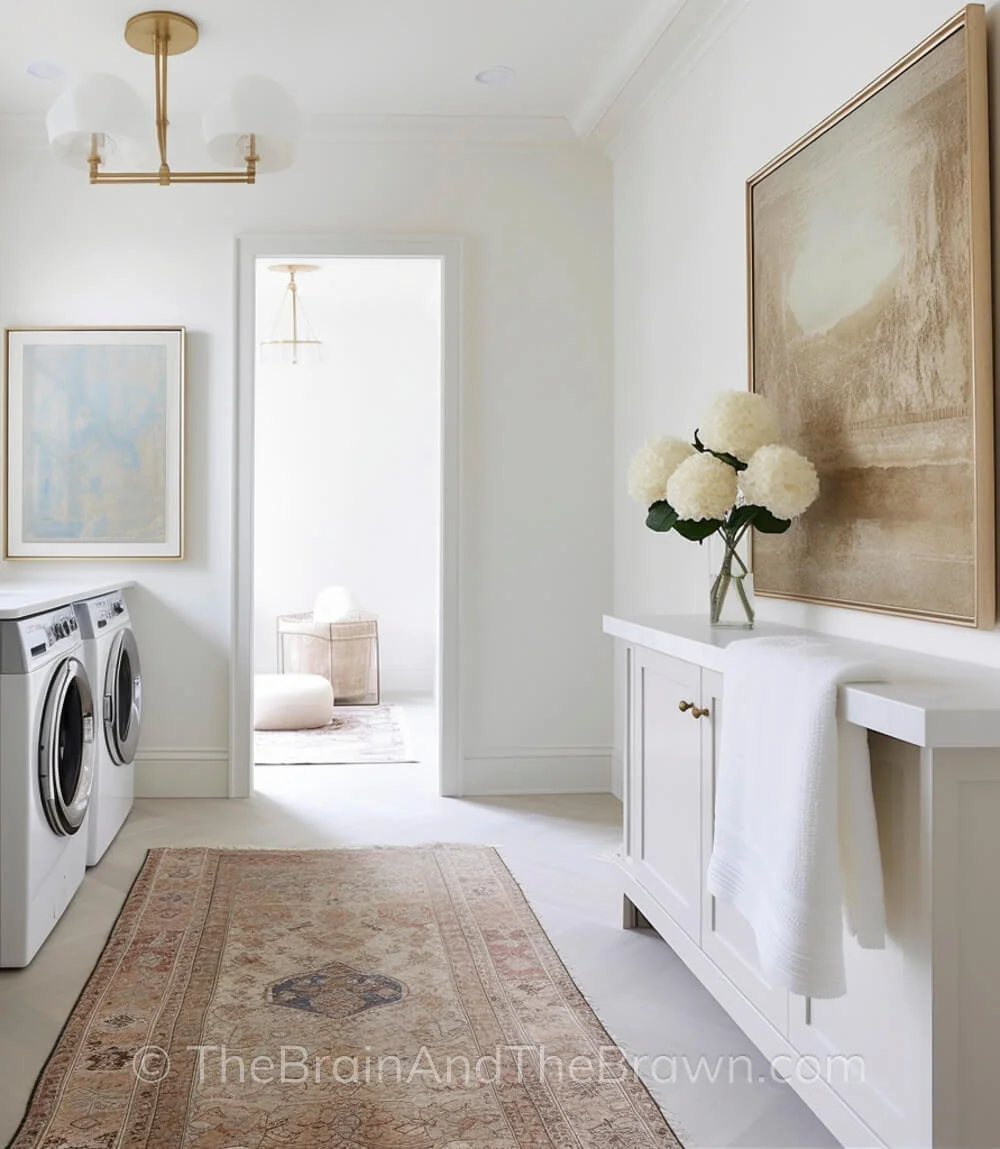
[74,591,130,639]
[20,606,79,663]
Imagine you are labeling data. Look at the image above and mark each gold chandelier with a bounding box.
[46,10,300,186]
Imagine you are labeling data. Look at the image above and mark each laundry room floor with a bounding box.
[0,698,835,1149]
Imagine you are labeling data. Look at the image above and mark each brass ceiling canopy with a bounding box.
[124,10,200,55]
[46,10,300,187]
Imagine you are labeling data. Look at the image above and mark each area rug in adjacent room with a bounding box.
[12,846,683,1148]
[254,704,417,764]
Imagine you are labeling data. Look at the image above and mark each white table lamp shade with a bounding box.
[46,74,149,166]
[203,76,300,172]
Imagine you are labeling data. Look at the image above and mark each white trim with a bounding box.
[462,748,613,795]
[232,235,463,799]
[571,0,686,140]
[611,752,624,801]
[135,749,229,798]
[0,112,576,151]
[465,745,613,759]
[306,114,577,146]
[589,0,752,155]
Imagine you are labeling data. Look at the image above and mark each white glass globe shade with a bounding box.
[203,76,300,173]
[46,74,149,167]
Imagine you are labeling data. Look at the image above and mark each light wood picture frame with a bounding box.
[4,326,185,559]
[748,5,994,627]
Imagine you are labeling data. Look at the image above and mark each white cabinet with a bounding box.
[787,735,927,1148]
[626,645,704,940]
[607,614,1000,1149]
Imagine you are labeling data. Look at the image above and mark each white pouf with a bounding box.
[254,673,333,731]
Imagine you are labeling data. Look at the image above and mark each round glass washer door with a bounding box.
[39,657,96,836]
[105,627,142,766]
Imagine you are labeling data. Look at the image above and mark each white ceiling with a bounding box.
[1,0,678,138]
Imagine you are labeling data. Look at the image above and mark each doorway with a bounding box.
[232,237,462,798]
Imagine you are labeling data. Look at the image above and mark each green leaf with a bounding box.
[646,501,679,532]
[727,504,758,531]
[751,507,792,533]
[708,448,748,472]
[674,517,723,541]
[692,429,747,471]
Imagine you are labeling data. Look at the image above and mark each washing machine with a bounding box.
[74,591,141,867]
[0,604,95,967]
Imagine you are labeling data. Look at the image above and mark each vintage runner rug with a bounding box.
[12,846,682,1147]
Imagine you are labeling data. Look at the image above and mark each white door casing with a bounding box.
[232,235,464,798]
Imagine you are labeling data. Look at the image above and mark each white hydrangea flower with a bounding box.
[740,444,820,520]
[628,437,695,505]
[666,453,738,522]
[699,391,782,462]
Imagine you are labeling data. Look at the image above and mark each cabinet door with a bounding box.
[701,669,790,1034]
[788,735,925,1149]
[631,646,704,940]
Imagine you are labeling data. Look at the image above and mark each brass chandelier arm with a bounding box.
[88,134,259,185]
[91,172,255,184]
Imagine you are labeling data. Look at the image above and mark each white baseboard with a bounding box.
[461,747,613,796]
[135,745,613,799]
[380,667,434,696]
[135,749,230,798]
[611,752,624,801]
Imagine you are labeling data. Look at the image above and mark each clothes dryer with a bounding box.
[74,591,141,866]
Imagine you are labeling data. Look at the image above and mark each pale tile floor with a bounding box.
[0,699,837,1148]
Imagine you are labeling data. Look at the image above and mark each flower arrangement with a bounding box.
[628,391,820,626]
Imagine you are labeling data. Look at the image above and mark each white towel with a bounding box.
[706,636,886,998]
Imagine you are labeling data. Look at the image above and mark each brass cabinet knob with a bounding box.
[691,706,710,720]
[678,700,694,712]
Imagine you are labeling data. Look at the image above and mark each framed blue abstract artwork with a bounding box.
[4,327,185,558]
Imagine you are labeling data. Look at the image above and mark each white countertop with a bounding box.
[0,580,136,620]
[604,613,1000,750]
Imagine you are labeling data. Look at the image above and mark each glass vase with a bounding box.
[709,529,754,628]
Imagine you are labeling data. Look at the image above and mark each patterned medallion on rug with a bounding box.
[254,704,417,764]
[11,846,683,1147]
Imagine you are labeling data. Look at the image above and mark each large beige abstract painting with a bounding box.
[749,6,994,627]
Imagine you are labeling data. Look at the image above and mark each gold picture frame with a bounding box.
[3,326,186,560]
[747,5,994,627]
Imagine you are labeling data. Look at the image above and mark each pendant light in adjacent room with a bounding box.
[259,265,323,366]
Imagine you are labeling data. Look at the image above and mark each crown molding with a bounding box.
[572,0,686,141]
[0,110,579,155]
[305,113,578,146]
[576,0,752,153]
[1,0,760,164]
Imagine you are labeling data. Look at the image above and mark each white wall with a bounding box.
[0,131,614,794]
[253,258,440,697]
[612,0,1000,783]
